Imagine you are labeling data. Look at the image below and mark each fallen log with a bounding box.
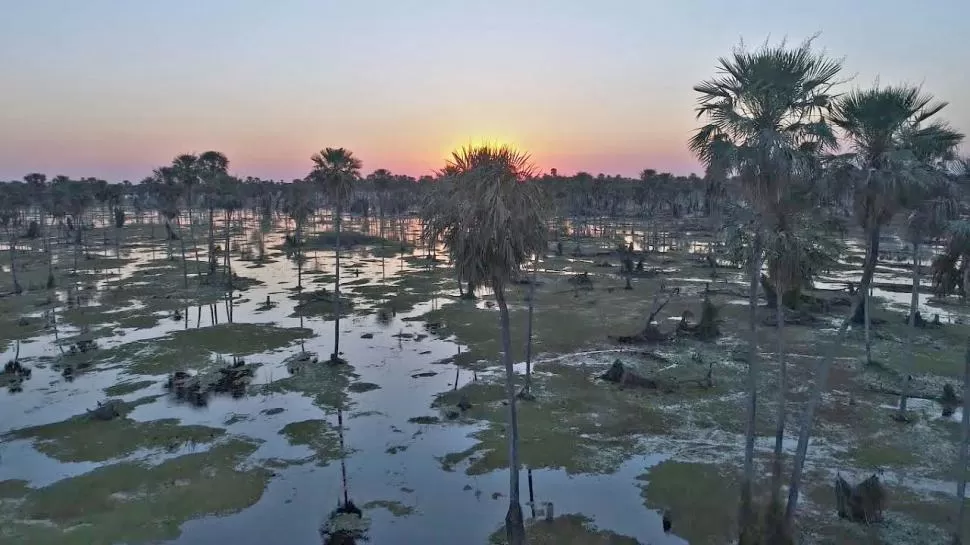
[598,360,713,392]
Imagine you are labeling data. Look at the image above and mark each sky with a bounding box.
[1,0,968,182]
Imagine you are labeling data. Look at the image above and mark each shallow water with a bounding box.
[1,218,686,545]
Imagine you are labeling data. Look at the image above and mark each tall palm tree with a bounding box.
[284,181,314,291]
[933,220,970,300]
[787,84,963,524]
[151,166,189,287]
[24,174,54,288]
[689,38,842,540]
[0,183,25,293]
[215,175,243,289]
[897,182,958,418]
[172,154,203,275]
[829,85,963,364]
[423,144,547,545]
[309,148,362,364]
[198,151,230,275]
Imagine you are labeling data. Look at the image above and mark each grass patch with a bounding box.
[438,362,671,475]
[305,231,393,250]
[261,359,354,411]
[362,500,415,517]
[104,380,156,397]
[99,323,313,375]
[6,439,269,545]
[6,411,225,463]
[638,461,739,545]
[279,419,343,466]
[348,382,380,393]
[0,480,29,499]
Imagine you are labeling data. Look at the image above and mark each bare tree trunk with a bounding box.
[955,337,970,544]
[331,205,342,363]
[739,234,763,543]
[495,284,526,545]
[771,294,786,504]
[898,241,920,418]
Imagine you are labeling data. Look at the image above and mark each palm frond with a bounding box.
[422,144,548,289]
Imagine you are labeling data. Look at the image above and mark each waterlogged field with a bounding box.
[1,215,969,545]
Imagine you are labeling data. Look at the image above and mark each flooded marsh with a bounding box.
[1,215,969,545]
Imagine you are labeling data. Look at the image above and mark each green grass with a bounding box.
[437,361,672,475]
[637,461,739,545]
[278,419,344,466]
[98,322,313,375]
[6,409,224,463]
[4,439,270,545]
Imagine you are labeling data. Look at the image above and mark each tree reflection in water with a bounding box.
[320,403,369,544]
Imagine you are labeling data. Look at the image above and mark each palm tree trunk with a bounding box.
[863,226,880,365]
[785,287,869,523]
[224,210,232,290]
[177,215,188,289]
[332,205,342,363]
[72,220,81,274]
[7,229,21,293]
[955,337,970,544]
[963,259,970,302]
[495,283,526,545]
[521,257,539,397]
[771,293,786,504]
[864,284,872,364]
[44,214,54,289]
[187,190,202,277]
[739,233,763,543]
[898,241,920,418]
[208,207,216,275]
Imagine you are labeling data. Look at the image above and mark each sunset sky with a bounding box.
[2,0,968,182]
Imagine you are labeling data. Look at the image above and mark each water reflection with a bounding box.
[320,404,369,544]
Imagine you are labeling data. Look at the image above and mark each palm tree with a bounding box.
[215,175,243,289]
[422,144,548,545]
[24,174,54,288]
[310,148,362,364]
[897,182,958,419]
[787,84,963,524]
[65,180,94,274]
[689,38,842,540]
[830,85,963,364]
[172,154,202,275]
[151,166,189,287]
[283,182,314,291]
[0,183,25,293]
[198,151,230,275]
[933,220,970,300]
